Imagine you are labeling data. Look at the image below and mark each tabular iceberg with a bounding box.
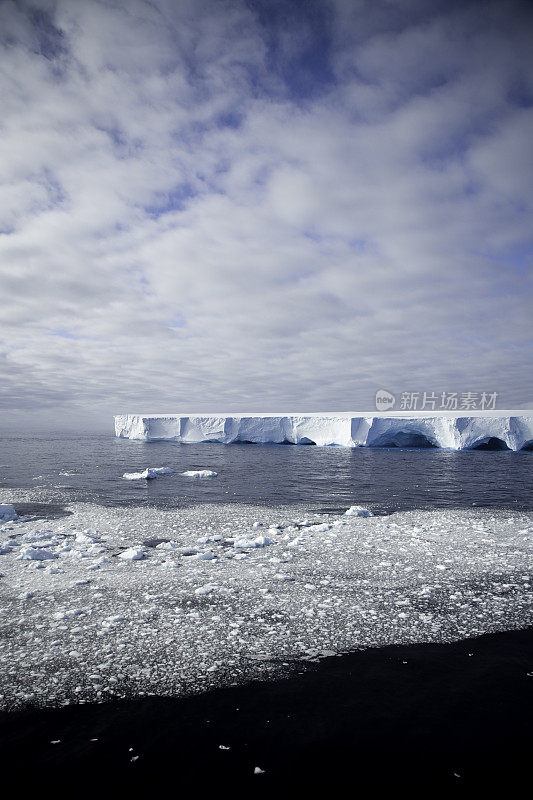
[114,412,533,450]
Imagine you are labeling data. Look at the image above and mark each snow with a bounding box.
[114,412,533,450]
[0,491,530,712]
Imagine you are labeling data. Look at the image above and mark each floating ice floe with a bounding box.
[0,504,18,522]
[194,584,216,595]
[233,535,275,549]
[181,470,218,478]
[74,532,97,545]
[345,505,373,517]
[122,467,174,480]
[196,549,215,560]
[18,546,58,561]
[161,559,181,569]
[119,547,146,560]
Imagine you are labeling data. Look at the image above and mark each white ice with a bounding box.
[345,506,373,517]
[0,503,18,522]
[122,467,174,480]
[0,490,531,711]
[114,412,533,450]
[181,470,218,478]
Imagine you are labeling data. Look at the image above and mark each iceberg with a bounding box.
[114,412,533,451]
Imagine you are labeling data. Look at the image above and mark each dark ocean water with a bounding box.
[0,433,531,513]
[1,628,531,795]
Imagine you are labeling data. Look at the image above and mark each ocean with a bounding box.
[0,433,531,795]
[1,432,532,512]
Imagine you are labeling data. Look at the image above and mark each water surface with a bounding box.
[0,433,531,513]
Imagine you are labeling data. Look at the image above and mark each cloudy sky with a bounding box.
[0,0,532,430]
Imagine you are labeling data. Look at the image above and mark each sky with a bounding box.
[0,0,532,431]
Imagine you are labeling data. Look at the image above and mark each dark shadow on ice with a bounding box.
[1,627,531,798]
[471,437,511,451]
[370,432,438,449]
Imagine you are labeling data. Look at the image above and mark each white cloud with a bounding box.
[0,0,532,429]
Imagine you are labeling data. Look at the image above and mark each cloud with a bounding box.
[0,0,532,429]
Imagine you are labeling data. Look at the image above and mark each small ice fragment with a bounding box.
[194,585,215,595]
[75,532,95,544]
[123,467,173,480]
[233,535,274,549]
[18,547,58,561]
[345,505,373,517]
[123,471,150,480]
[119,547,146,561]
[196,550,215,560]
[181,470,218,478]
[0,504,18,522]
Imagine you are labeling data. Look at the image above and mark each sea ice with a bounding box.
[0,494,530,712]
[181,470,218,478]
[119,547,146,560]
[123,467,174,480]
[234,535,275,549]
[18,546,58,561]
[0,504,18,522]
[345,506,373,517]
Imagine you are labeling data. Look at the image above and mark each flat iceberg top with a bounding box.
[115,412,533,450]
[115,410,531,418]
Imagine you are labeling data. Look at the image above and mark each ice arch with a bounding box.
[470,437,511,451]
[115,413,533,450]
[368,431,438,449]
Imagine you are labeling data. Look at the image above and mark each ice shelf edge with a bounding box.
[114,413,533,450]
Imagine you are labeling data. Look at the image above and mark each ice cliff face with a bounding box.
[114,413,533,450]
